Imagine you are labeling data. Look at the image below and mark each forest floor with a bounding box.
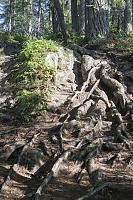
[0,41,133,200]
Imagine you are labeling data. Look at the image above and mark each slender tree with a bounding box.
[79,0,85,35]
[28,0,33,36]
[124,0,132,33]
[8,0,12,32]
[37,0,42,37]
[12,0,16,32]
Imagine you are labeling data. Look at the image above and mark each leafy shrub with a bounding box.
[0,31,28,43]
[87,38,106,49]
[69,31,85,45]
[14,90,47,121]
[11,39,59,120]
[0,31,14,42]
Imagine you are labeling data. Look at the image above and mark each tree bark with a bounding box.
[79,0,85,35]
[28,0,33,36]
[37,0,42,37]
[54,0,69,43]
[71,0,79,33]
[85,0,109,40]
[124,0,132,33]
[8,0,12,32]
[12,0,16,32]
[51,3,60,34]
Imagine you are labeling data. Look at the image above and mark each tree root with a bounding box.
[101,66,127,111]
[34,149,73,200]
[1,52,133,200]
[0,130,42,192]
[76,182,111,200]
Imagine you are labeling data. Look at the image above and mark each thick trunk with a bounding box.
[79,0,85,35]
[54,0,69,43]
[71,0,79,33]
[51,5,60,34]
[85,0,109,40]
[124,0,132,33]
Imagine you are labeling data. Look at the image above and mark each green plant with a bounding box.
[88,140,101,154]
[11,39,59,121]
[69,31,85,45]
[87,38,106,49]
[14,90,47,121]
[0,31,28,43]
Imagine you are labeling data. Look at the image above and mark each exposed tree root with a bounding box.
[101,66,127,111]
[0,141,26,161]
[77,182,111,200]
[34,150,73,200]
[0,130,42,192]
[1,49,132,200]
[16,130,42,169]
[22,58,133,199]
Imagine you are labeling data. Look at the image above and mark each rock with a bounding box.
[81,55,94,81]
[46,47,78,108]
[45,53,58,69]
[93,59,101,66]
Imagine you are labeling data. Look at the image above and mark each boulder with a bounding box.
[45,47,78,108]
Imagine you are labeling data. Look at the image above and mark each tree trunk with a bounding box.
[117,10,123,32]
[71,0,79,33]
[85,0,109,40]
[12,0,16,32]
[37,0,42,37]
[124,0,132,33]
[8,0,12,32]
[79,0,85,35]
[51,5,60,35]
[28,0,33,36]
[53,0,69,43]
